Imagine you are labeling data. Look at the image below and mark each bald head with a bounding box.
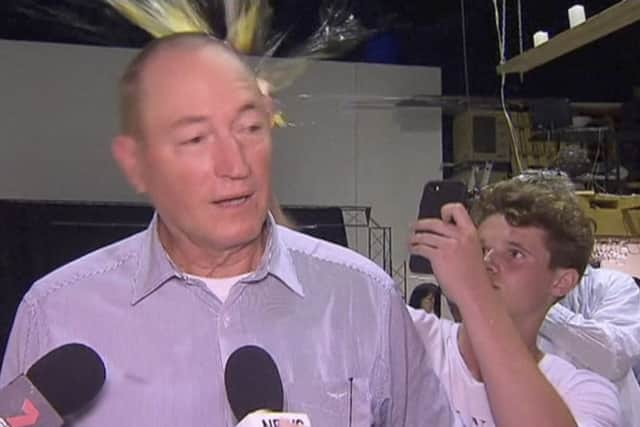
[118,33,256,137]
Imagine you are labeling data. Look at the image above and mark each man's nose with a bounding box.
[213,135,250,179]
[483,248,499,273]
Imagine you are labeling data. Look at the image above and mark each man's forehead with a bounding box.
[142,43,256,86]
[480,215,547,245]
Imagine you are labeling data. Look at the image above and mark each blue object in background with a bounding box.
[363,31,400,64]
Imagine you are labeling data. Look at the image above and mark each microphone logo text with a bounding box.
[262,419,306,426]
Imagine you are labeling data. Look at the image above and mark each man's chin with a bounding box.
[217,223,267,250]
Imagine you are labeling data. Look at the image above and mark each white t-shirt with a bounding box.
[409,308,622,427]
[186,273,251,302]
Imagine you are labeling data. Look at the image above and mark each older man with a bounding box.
[0,34,454,426]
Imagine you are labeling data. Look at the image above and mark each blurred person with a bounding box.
[409,282,442,317]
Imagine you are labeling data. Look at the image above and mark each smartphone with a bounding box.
[409,180,468,274]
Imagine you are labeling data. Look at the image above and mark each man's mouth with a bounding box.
[214,194,251,207]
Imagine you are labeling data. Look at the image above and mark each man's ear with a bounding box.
[550,268,580,299]
[112,135,147,194]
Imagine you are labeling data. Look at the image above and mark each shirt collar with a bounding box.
[251,214,304,298]
[131,213,304,305]
[131,214,178,305]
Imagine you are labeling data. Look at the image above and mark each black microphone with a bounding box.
[224,345,310,426]
[0,343,106,427]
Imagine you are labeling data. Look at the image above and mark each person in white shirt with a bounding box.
[540,266,640,427]
[409,175,621,427]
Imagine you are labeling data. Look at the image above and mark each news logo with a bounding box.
[0,377,62,427]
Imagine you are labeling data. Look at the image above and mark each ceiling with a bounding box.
[3,0,639,101]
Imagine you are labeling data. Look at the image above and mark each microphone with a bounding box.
[0,343,106,427]
[224,345,311,426]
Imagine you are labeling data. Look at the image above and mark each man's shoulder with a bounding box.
[568,266,640,310]
[23,231,143,305]
[408,307,456,366]
[583,266,637,289]
[542,353,617,393]
[542,354,622,424]
[277,225,394,289]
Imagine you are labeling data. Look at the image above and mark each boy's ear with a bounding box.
[550,268,580,299]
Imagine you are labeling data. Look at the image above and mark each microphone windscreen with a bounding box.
[224,345,284,421]
[26,343,106,416]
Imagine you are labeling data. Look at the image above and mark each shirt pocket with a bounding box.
[286,377,373,427]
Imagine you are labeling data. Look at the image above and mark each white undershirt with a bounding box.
[186,273,251,302]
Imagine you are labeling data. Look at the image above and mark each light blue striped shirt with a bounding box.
[1,215,455,426]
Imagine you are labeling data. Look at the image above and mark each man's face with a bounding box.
[477,214,560,320]
[128,47,272,252]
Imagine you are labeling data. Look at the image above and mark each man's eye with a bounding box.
[510,250,524,259]
[237,123,263,134]
[182,135,205,145]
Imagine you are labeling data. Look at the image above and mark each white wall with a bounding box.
[0,39,442,286]
[0,41,137,201]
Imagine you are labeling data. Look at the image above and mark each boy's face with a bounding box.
[477,214,565,321]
